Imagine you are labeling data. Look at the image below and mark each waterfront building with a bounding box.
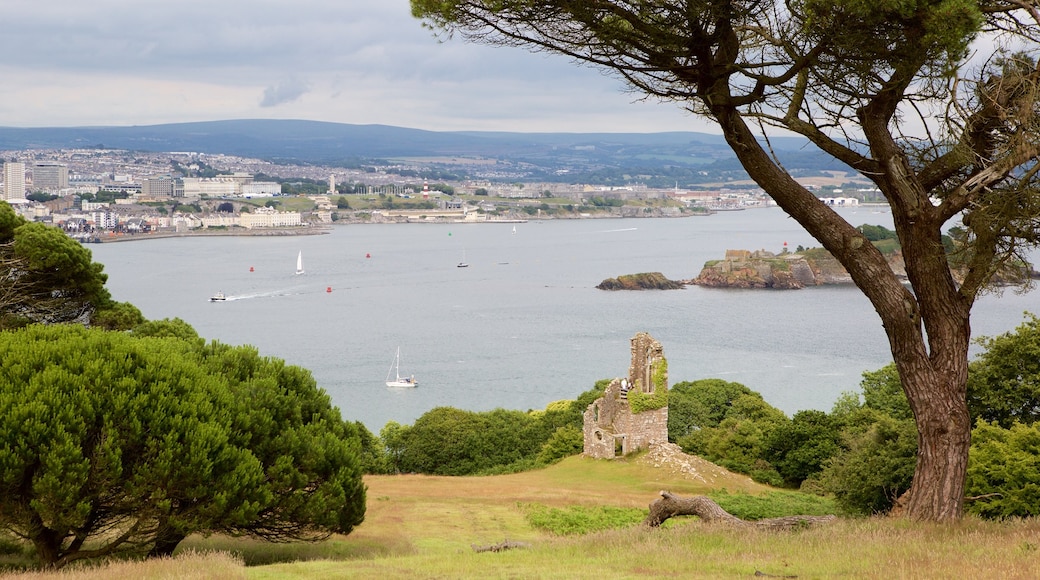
[238,206,302,229]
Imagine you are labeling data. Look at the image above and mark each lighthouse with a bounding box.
[328,174,336,195]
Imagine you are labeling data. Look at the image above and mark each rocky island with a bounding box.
[690,248,882,289]
[596,272,686,290]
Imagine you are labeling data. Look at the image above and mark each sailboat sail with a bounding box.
[296,251,304,275]
[385,347,418,387]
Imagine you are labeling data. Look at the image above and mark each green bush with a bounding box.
[814,412,916,515]
[966,420,1040,518]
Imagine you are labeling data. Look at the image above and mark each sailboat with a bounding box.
[385,347,418,387]
[295,251,304,275]
[457,249,469,268]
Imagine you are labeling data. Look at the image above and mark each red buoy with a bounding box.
[326,286,332,293]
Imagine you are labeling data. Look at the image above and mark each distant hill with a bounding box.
[0,119,857,187]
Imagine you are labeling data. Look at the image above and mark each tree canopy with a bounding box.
[410,0,1040,521]
[0,202,112,327]
[0,324,366,568]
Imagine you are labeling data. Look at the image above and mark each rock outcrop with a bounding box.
[596,272,685,290]
[691,248,898,289]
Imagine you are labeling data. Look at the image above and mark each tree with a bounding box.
[967,314,1040,427]
[0,202,112,327]
[0,325,366,567]
[410,0,1040,521]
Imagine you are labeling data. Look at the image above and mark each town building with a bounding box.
[32,162,69,192]
[3,162,26,200]
[141,175,176,199]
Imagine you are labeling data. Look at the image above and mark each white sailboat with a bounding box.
[295,251,304,275]
[385,347,418,387]
[457,249,469,268]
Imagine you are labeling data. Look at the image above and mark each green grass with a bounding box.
[4,454,1040,579]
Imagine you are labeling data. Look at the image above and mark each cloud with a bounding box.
[260,79,311,108]
[0,0,716,133]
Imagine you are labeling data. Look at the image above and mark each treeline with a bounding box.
[355,314,1040,519]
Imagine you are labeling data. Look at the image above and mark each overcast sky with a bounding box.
[0,1,713,134]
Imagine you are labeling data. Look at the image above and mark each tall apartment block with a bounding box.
[32,162,69,191]
[3,162,25,200]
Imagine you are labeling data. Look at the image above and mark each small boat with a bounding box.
[457,249,469,268]
[385,347,418,388]
[295,251,305,275]
[209,291,226,302]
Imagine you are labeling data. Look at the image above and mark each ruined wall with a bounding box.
[583,332,669,459]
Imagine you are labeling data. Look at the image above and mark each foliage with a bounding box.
[674,380,788,485]
[708,490,840,520]
[520,503,643,535]
[762,410,843,487]
[0,202,112,327]
[667,379,764,441]
[628,359,669,413]
[0,325,365,567]
[397,407,544,475]
[536,425,584,465]
[353,421,390,474]
[381,382,610,476]
[131,317,205,343]
[857,224,897,242]
[965,420,1040,519]
[967,315,1040,428]
[90,301,145,330]
[814,412,917,515]
[858,364,913,421]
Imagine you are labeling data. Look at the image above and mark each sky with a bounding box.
[0,1,712,134]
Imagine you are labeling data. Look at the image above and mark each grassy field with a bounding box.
[4,453,1040,579]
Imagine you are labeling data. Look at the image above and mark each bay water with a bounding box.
[89,208,1040,432]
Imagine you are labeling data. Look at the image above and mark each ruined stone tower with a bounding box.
[582,332,669,459]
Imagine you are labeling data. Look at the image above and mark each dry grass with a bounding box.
[0,551,245,580]
[5,454,1039,579]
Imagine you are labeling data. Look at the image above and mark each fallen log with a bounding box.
[644,491,836,529]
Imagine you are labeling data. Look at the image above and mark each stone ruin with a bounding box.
[582,332,669,459]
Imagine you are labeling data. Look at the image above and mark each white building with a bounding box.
[3,162,26,200]
[240,182,282,197]
[819,196,859,206]
[238,206,302,229]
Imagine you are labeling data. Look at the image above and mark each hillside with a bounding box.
[0,119,859,187]
[5,447,1039,578]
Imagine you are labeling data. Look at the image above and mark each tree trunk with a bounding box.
[31,527,63,569]
[148,524,187,558]
[899,363,972,520]
[643,491,836,529]
[710,103,975,522]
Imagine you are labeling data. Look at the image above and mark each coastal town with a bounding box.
[0,148,869,241]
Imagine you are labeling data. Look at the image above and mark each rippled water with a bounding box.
[89,208,1040,431]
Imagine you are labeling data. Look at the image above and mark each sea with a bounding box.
[88,207,1040,432]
